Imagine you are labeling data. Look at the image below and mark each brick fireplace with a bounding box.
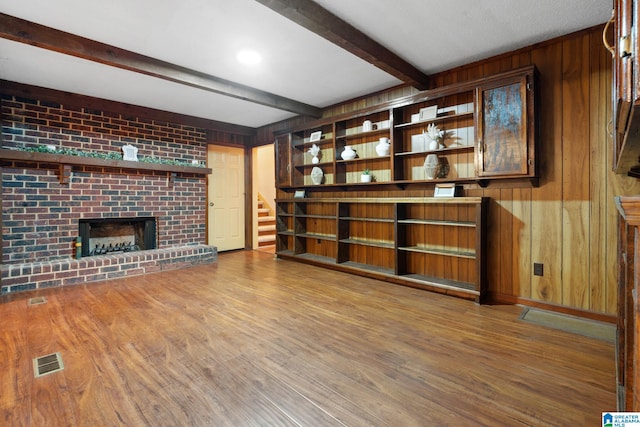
[1,92,218,294]
[78,217,157,256]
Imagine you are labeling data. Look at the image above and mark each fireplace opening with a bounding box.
[78,217,157,257]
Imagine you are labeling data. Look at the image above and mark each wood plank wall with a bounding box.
[264,26,640,317]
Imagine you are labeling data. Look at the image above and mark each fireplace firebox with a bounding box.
[78,217,157,257]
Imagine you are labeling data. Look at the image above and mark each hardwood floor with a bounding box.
[1,250,615,426]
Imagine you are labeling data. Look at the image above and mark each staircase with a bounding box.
[257,198,276,253]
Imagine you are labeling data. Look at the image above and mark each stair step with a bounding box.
[257,198,275,250]
[258,235,276,243]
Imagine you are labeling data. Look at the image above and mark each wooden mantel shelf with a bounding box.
[0,149,211,184]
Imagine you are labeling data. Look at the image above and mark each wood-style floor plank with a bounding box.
[0,250,616,426]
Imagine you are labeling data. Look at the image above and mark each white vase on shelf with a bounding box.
[308,143,321,164]
[341,145,356,160]
[310,167,323,185]
[424,154,440,180]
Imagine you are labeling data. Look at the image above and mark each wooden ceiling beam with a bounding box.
[255,0,430,90]
[0,13,323,119]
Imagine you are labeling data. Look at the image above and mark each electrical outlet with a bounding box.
[533,263,543,276]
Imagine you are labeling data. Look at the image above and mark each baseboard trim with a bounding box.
[488,292,616,324]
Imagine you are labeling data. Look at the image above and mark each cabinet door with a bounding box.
[613,0,639,171]
[275,133,291,187]
[475,71,535,178]
[615,0,635,130]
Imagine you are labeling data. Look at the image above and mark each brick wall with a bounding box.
[1,94,209,265]
[1,95,206,163]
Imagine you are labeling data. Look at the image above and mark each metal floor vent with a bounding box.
[33,352,64,378]
[28,296,47,306]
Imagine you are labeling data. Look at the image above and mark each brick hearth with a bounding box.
[1,244,217,294]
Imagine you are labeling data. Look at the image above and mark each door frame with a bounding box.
[206,142,253,250]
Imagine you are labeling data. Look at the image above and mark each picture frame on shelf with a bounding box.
[309,131,322,142]
[411,133,428,152]
[419,105,438,121]
[434,183,458,198]
[294,190,306,198]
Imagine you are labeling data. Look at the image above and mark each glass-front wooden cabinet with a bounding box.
[612,0,640,174]
[275,133,291,187]
[475,69,536,180]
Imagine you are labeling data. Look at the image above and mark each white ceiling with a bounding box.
[0,0,611,129]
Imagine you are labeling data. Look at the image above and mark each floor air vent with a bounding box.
[28,296,47,306]
[33,352,64,378]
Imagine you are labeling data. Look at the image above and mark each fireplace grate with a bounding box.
[89,242,140,256]
[33,352,64,378]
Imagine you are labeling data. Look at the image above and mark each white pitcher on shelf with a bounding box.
[376,137,390,156]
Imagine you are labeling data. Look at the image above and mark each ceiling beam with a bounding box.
[255,0,430,90]
[0,13,323,118]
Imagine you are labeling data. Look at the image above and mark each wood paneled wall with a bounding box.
[265,26,640,316]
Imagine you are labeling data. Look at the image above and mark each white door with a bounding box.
[207,145,245,251]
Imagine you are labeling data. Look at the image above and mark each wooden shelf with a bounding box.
[295,253,337,264]
[336,156,391,163]
[395,145,474,157]
[293,141,335,153]
[280,196,484,204]
[339,238,394,249]
[296,214,336,220]
[294,161,334,169]
[398,246,475,259]
[0,149,211,180]
[336,128,390,140]
[337,260,394,276]
[296,232,336,241]
[394,111,474,129]
[397,219,475,227]
[341,217,395,223]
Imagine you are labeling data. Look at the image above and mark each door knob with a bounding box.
[209,202,214,206]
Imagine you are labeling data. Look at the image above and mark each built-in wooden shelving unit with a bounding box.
[276,197,488,302]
